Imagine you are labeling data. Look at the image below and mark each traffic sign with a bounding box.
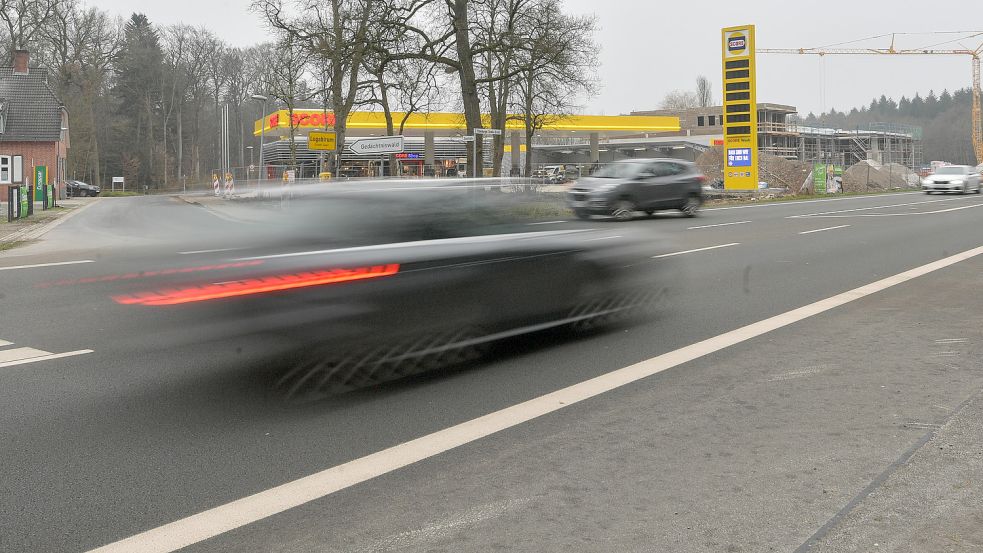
[474,128,502,135]
[461,135,476,142]
[308,131,337,151]
[349,136,405,155]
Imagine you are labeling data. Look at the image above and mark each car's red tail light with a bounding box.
[112,264,401,306]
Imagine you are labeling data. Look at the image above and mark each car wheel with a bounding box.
[976,184,981,194]
[680,195,702,217]
[644,209,655,217]
[611,200,635,221]
[574,209,590,220]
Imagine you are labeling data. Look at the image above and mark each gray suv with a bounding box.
[568,159,706,220]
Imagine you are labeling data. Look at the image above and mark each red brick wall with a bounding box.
[0,141,65,200]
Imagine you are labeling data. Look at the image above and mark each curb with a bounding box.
[1,199,101,244]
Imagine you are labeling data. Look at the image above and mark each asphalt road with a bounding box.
[2,190,983,552]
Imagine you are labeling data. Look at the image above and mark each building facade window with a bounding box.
[697,116,705,127]
[0,155,10,184]
[708,115,716,126]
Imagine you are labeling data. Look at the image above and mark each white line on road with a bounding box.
[526,220,568,226]
[687,220,751,230]
[786,196,972,218]
[799,225,851,235]
[0,349,93,368]
[85,242,983,553]
[0,260,95,272]
[704,191,921,212]
[0,339,12,347]
[798,202,983,219]
[584,235,622,242]
[652,243,740,258]
[177,247,246,255]
[0,347,50,363]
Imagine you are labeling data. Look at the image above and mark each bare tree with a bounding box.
[696,75,713,108]
[0,0,57,57]
[255,35,311,171]
[254,0,377,175]
[512,0,598,177]
[660,89,699,111]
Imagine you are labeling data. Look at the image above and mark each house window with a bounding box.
[0,156,10,184]
[697,116,705,127]
[708,115,716,126]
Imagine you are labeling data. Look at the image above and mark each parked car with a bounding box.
[67,180,101,197]
[921,165,981,194]
[567,159,707,220]
[533,165,567,184]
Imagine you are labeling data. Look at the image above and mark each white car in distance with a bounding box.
[922,165,981,194]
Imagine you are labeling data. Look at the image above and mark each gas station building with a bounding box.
[252,110,680,178]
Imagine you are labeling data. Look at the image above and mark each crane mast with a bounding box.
[759,39,983,165]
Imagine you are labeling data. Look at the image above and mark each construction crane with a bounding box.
[759,33,983,165]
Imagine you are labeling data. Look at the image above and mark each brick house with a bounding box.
[0,50,69,201]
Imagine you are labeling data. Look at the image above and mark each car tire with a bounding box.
[644,209,655,217]
[680,195,702,217]
[611,200,635,221]
[574,209,590,220]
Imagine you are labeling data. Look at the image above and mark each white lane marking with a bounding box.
[652,243,740,258]
[177,247,246,255]
[687,220,751,230]
[705,191,921,212]
[799,225,851,235]
[238,230,594,261]
[797,203,983,219]
[0,347,51,363]
[85,243,983,553]
[584,235,622,242]
[934,338,967,344]
[526,220,567,226]
[787,196,971,218]
[0,349,93,368]
[0,260,95,272]
[0,339,12,347]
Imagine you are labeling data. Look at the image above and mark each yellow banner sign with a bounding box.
[308,131,337,151]
[721,24,758,191]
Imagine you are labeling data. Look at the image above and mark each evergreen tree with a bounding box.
[113,14,164,187]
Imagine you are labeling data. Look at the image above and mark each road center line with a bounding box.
[177,247,246,255]
[85,243,983,553]
[799,225,851,235]
[652,243,740,258]
[0,349,93,368]
[0,260,95,272]
[687,220,751,230]
[786,196,972,218]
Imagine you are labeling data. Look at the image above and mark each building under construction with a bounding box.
[633,103,922,168]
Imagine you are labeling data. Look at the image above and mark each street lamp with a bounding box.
[251,94,268,181]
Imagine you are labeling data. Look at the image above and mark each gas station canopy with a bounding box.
[254,110,680,136]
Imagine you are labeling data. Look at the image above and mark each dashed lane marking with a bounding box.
[652,243,740,258]
[687,220,751,230]
[0,260,95,271]
[799,225,851,235]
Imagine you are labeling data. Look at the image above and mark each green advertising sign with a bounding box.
[19,185,28,217]
[34,166,47,201]
[813,163,827,195]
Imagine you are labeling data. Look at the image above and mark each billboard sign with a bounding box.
[721,24,758,191]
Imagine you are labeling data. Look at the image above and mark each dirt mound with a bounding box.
[842,160,918,192]
[696,147,812,191]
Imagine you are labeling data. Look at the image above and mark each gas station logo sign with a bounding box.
[721,24,758,190]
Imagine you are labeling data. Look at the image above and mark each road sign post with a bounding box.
[472,128,502,178]
[721,25,759,191]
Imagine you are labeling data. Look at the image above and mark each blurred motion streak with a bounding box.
[36,261,266,289]
[112,264,401,306]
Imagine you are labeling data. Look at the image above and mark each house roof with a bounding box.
[0,67,63,142]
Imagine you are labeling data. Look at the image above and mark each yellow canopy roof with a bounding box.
[254,110,679,136]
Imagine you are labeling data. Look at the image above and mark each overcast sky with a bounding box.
[97,0,979,117]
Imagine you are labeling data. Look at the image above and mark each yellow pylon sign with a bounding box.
[721,24,759,190]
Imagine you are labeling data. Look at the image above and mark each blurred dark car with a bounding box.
[67,180,101,197]
[103,183,665,396]
[567,159,706,220]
